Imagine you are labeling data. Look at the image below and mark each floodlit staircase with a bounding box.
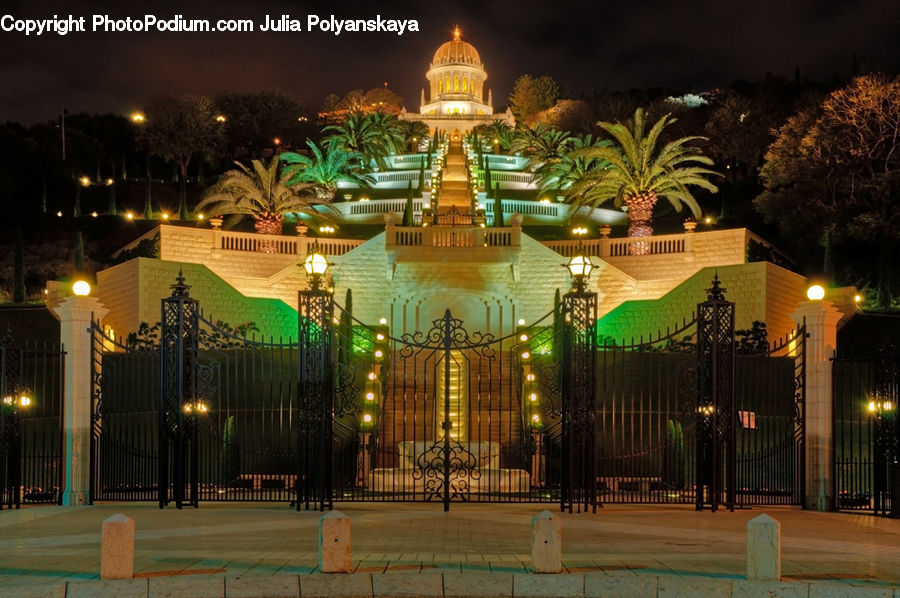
[437,351,467,441]
[438,140,472,210]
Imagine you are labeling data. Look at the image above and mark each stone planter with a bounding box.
[208,216,223,229]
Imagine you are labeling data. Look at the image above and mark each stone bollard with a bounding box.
[531,509,561,573]
[101,514,135,580]
[319,511,351,573]
[746,513,781,581]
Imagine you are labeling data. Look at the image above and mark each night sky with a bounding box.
[1,0,898,124]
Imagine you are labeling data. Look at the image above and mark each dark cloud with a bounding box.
[0,0,897,123]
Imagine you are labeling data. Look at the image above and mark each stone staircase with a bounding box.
[438,140,472,211]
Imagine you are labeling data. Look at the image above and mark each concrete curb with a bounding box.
[5,571,899,598]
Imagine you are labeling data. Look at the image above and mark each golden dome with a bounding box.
[431,28,482,67]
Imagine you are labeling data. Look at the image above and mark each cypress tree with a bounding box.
[492,184,503,227]
[551,288,561,359]
[144,155,153,218]
[402,181,414,226]
[484,159,492,191]
[220,416,239,483]
[418,160,425,194]
[13,227,25,303]
[108,182,117,216]
[339,289,353,370]
[73,231,85,273]
[73,185,82,217]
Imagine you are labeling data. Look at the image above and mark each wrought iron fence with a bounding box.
[834,346,897,514]
[1,333,64,508]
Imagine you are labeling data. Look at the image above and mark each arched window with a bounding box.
[462,77,468,93]
[438,79,443,94]
[445,76,450,95]
[454,75,459,93]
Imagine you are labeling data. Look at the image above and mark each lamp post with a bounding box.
[297,243,334,510]
[560,239,598,513]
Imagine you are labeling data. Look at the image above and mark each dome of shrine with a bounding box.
[432,28,482,67]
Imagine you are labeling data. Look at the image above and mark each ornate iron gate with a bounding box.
[91,312,160,501]
[1,330,64,508]
[299,299,566,511]
[834,344,897,514]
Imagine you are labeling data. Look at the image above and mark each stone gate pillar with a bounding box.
[53,291,108,506]
[791,299,842,511]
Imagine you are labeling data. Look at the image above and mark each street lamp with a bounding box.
[868,398,895,414]
[72,280,91,296]
[806,284,826,301]
[303,242,329,291]
[565,249,595,293]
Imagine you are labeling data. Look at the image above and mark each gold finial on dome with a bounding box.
[452,26,461,40]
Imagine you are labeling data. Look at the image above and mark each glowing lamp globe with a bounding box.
[806,285,825,301]
[303,252,328,277]
[72,280,91,296]
[566,254,594,279]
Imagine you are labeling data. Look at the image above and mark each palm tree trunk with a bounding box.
[625,192,656,255]
[254,213,284,253]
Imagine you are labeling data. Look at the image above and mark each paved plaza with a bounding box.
[0,502,898,597]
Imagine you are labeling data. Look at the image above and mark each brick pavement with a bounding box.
[0,502,898,596]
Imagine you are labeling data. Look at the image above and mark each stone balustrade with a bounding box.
[385,224,520,249]
[543,231,693,258]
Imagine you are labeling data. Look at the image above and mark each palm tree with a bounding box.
[396,120,430,153]
[197,157,324,236]
[567,108,718,249]
[472,121,513,152]
[533,134,609,193]
[509,123,573,165]
[280,139,373,200]
[324,112,404,168]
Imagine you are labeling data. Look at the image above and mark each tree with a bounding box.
[755,74,900,308]
[566,108,718,250]
[338,289,353,372]
[397,119,430,153]
[402,181,414,226]
[220,416,240,484]
[13,227,25,303]
[472,121,513,152]
[73,231,85,273]
[139,95,224,219]
[508,75,560,124]
[533,134,609,193]
[215,91,309,157]
[492,184,503,227]
[280,139,373,200]
[197,157,327,235]
[510,123,574,169]
[534,99,596,135]
[324,112,403,168]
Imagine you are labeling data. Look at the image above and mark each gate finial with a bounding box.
[170,269,191,297]
[706,273,727,301]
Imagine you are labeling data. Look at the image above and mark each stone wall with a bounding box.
[96,258,298,340]
[331,234,572,336]
[595,262,807,343]
[96,226,807,343]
